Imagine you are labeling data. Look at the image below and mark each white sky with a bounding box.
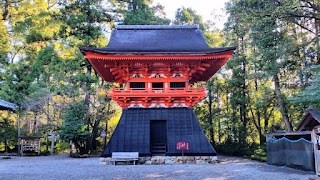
[153,0,229,29]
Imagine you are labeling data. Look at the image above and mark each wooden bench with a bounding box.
[111,152,139,165]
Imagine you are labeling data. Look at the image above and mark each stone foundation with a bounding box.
[100,156,218,165]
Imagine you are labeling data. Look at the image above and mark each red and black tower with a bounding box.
[80,25,235,156]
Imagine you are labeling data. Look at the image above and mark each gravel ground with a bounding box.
[0,154,315,180]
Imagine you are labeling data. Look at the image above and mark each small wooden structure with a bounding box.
[111,152,139,165]
[265,109,320,173]
[19,136,43,156]
[296,109,320,176]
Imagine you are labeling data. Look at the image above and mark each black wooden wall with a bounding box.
[101,108,216,157]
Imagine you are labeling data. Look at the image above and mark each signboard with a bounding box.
[176,141,189,150]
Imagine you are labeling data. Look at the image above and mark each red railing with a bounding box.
[110,87,205,94]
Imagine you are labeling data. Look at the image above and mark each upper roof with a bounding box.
[80,25,236,54]
[296,109,320,131]
[0,98,18,111]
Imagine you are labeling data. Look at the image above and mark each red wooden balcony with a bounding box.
[108,87,207,108]
[109,87,206,97]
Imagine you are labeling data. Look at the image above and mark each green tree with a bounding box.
[174,7,207,30]
[60,102,90,155]
[0,114,17,152]
[291,65,320,108]
[57,0,116,153]
[113,0,170,25]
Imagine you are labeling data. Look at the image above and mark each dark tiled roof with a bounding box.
[0,99,18,110]
[80,25,236,54]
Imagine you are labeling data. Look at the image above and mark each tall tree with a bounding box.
[113,0,170,25]
[57,0,113,153]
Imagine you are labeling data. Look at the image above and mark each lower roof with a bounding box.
[0,99,18,111]
[84,53,232,83]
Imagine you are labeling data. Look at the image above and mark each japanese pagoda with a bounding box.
[80,25,235,157]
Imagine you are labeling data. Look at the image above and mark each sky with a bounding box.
[153,0,229,29]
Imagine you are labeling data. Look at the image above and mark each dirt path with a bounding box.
[0,154,315,180]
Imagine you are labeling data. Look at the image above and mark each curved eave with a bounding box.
[83,51,234,84]
[82,51,234,61]
[79,46,236,56]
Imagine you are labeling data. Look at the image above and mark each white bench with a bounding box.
[111,152,139,165]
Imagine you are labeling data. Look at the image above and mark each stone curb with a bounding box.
[100,156,218,165]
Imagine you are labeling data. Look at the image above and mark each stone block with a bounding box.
[210,156,218,161]
[138,157,146,164]
[209,160,216,164]
[173,158,180,163]
[145,160,152,165]
[187,160,195,164]
[187,156,195,161]
[196,160,206,164]
[151,157,158,162]
[159,159,165,164]
[152,160,160,165]
[166,156,173,160]
[165,159,174,165]
[100,161,108,165]
[182,156,188,161]
[200,156,209,160]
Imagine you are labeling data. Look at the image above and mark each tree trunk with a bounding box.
[4,138,8,153]
[226,83,231,140]
[240,36,248,145]
[216,83,221,143]
[33,113,37,134]
[2,0,10,21]
[207,80,215,145]
[208,92,215,145]
[255,79,264,145]
[84,65,92,152]
[273,74,293,131]
[84,66,92,106]
[240,95,247,145]
[104,102,111,147]
[46,94,51,127]
[315,3,320,64]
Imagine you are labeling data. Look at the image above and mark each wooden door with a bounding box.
[150,121,167,144]
[150,120,167,154]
